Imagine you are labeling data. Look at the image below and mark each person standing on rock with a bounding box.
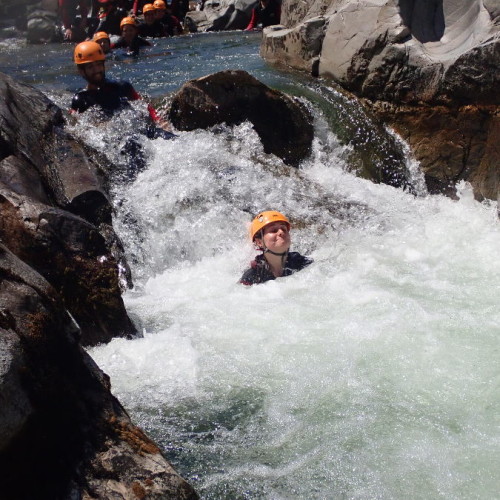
[244,0,281,31]
[240,210,313,285]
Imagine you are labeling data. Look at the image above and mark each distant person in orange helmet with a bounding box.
[153,0,182,36]
[239,210,313,285]
[137,3,167,37]
[92,30,112,53]
[112,16,152,56]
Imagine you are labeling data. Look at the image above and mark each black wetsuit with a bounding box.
[71,78,175,179]
[71,79,139,115]
[239,252,313,285]
[112,35,151,56]
[138,20,166,38]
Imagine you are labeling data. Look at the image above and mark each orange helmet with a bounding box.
[120,16,137,29]
[142,3,156,13]
[92,31,110,42]
[73,41,105,65]
[250,210,290,241]
[153,0,166,9]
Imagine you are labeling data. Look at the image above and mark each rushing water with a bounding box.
[2,32,499,499]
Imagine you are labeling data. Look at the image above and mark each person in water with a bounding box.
[240,210,313,285]
[112,16,152,56]
[71,40,175,176]
[137,3,167,38]
[92,30,112,53]
[153,0,182,36]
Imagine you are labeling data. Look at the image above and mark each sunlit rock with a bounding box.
[184,0,256,32]
[261,0,500,199]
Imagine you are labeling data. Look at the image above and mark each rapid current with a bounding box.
[1,32,499,499]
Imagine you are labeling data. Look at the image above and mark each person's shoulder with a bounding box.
[239,257,266,286]
[287,251,313,270]
[104,78,134,92]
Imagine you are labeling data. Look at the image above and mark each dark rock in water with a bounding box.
[169,69,314,167]
[0,244,198,500]
[0,187,135,347]
[371,102,500,199]
[0,71,134,346]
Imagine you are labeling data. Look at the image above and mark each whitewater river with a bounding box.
[1,32,499,499]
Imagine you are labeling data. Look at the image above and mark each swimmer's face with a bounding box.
[155,8,166,20]
[255,221,291,253]
[79,60,105,85]
[96,38,111,53]
[144,11,156,24]
[122,24,137,42]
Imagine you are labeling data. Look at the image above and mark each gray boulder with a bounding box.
[261,0,500,200]
[184,0,256,32]
[262,0,500,105]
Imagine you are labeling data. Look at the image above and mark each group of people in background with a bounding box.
[22,0,281,45]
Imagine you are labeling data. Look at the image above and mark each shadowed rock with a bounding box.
[0,244,198,500]
[169,69,314,167]
[0,71,134,345]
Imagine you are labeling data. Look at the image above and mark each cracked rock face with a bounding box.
[262,0,500,105]
[261,0,500,200]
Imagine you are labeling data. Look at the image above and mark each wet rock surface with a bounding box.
[0,71,198,498]
[261,0,500,199]
[0,244,198,500]
[0,71,134,346]
[169,69,314,167]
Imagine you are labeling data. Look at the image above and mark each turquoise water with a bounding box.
[2,32,499,499]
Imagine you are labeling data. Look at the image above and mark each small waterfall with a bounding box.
[2,32,498,500]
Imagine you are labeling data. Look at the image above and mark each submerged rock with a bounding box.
[261,0,500,199]
[169,69,314,167]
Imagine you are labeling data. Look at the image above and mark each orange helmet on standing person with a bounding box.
[250,211,290,241]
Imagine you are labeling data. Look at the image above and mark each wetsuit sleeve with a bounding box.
[71,92,90,113]
[123,82,160,122]
[239,267,258,286]
[245,8,257,30]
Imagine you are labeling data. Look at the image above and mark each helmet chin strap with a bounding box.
[264,247,288,257]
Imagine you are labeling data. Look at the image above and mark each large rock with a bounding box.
[184,0,256,32]
[0,71,134,346]
[261,0,500,199]
[169,69,314,167]
[0,244,198,500]
[263,0,500,105]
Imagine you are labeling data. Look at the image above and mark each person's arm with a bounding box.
[125,83,162,123]
[244,8,257,31]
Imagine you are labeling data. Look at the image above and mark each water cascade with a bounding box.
[1,32,498,499]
